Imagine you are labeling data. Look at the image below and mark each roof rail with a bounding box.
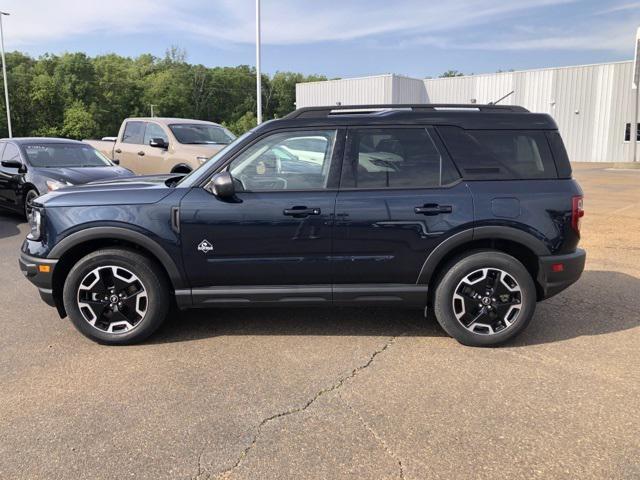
[284,104,529,119]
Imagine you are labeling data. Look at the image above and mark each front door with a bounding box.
[332,126,473,305]
[179,128,344,305]
[0,142,23,211]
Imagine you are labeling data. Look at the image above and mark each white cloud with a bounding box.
[1,0,577,47]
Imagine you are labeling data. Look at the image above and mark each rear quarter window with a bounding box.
[437,126,558,180]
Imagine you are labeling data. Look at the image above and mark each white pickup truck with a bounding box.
[85,117,236,175]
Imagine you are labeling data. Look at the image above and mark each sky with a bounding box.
[1,0,639,78]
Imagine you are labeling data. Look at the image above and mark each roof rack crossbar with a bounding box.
[285,104,529,119]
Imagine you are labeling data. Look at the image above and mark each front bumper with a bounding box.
[19,252,58,308]
[537,248,586,300]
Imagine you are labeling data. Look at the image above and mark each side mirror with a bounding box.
[1,159,24,171]
[149,138,168,149]
[206,171,235,198]
[111,158,120,165]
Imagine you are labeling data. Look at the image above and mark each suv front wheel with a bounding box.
[63,248,169,345]
[433,251,537,347]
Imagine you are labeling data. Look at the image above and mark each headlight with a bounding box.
[46,180,73,191]
[197,156,209,165]
[27,209,42,241]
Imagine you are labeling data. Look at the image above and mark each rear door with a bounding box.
[332,126,473,305]
[116,121,146,173]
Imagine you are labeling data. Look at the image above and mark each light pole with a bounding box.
[255,0,262,124]
[0,11,12,138]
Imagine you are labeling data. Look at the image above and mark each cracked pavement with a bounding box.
[1,164,639,479]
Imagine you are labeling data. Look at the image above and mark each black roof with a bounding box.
[0,137,86,145]
[259,104,557,131]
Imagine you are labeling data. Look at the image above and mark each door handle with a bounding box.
[283,206,321,217]
[137,151,145,156]
[414,204,453,215]
[114,148,122,154]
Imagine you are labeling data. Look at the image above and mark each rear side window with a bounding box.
[342,128,460,189]
[122,121,145,144]
[438,127,557,180]
[546,131,572,178]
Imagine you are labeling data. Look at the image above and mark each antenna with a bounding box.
[489,90,515,105]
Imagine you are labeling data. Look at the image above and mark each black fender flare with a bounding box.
[48,226,185,289]
[171,163,193,174]
[416,226,550,285]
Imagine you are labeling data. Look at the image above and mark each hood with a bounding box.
[36,165,134,185]
[36,174,180,208]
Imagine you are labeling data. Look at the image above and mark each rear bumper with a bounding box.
[19,252,58,308]
[537,248,586,300]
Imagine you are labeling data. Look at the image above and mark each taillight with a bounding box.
[571,196,584,234]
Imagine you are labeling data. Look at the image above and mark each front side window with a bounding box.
[24,144,112,168]
[344,128,460,189]
[122,121,145,144]
[438,127,557,180]
[1,143,21,162]
[143,123,168,145]
[170,124,235,145]
[228,130,337,191]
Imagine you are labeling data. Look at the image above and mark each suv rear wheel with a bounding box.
[433,251,536,347]
[63,248,169,345]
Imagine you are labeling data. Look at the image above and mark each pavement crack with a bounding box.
[214,335,401,479]
[193,446,209,480]
[342,399,406,479]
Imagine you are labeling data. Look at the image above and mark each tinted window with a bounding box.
[546,131,572,179]
[143,123,168,145]
[229,130,336,191]
[344,128,459,189]
[1,143,21,162]
[169,124,235,145]
[438,127,557,180]
[122,121,145,144]
[24,144,112,167]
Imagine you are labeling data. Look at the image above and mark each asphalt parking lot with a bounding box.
[1,163,639,480]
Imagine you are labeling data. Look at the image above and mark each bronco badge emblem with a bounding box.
[197,240,214,254]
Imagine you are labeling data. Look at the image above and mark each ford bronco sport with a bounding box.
[20,104,586,346]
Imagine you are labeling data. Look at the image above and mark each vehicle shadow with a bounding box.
[150,270,639,347]
[0,212,22,240]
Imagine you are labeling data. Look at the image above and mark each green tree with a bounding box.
[439,70,465,78]
[223,111,257,135]
[61,101,98,139]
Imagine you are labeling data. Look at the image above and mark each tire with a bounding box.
[24,189,38,219]
[63,248,169,345]
[433,250,537,347]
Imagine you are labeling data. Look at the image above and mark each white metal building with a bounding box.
[296,61,640,163]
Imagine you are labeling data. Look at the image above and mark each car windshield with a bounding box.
[24,143,112,168]
[169,124,236,145]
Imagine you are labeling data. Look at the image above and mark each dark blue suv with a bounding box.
[19,105,586,346]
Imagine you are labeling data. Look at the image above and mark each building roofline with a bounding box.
[424,59,634,81]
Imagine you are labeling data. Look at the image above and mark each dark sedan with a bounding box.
[0,138,133,218]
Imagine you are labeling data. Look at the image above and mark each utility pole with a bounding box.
[0,11,12,138]
[256,0,262,124]
[150,104,157,117]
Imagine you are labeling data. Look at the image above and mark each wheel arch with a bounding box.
[170,163,193,174]
[419,226,550,302]
[49,227,184,317]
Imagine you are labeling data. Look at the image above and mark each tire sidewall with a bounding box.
[434,251,537,347]
[63,249,169,345]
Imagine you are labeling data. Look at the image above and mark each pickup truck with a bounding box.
[84,117,236,175]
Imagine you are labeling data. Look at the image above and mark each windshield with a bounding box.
[169,124,236,145]
[24,143,112,168]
